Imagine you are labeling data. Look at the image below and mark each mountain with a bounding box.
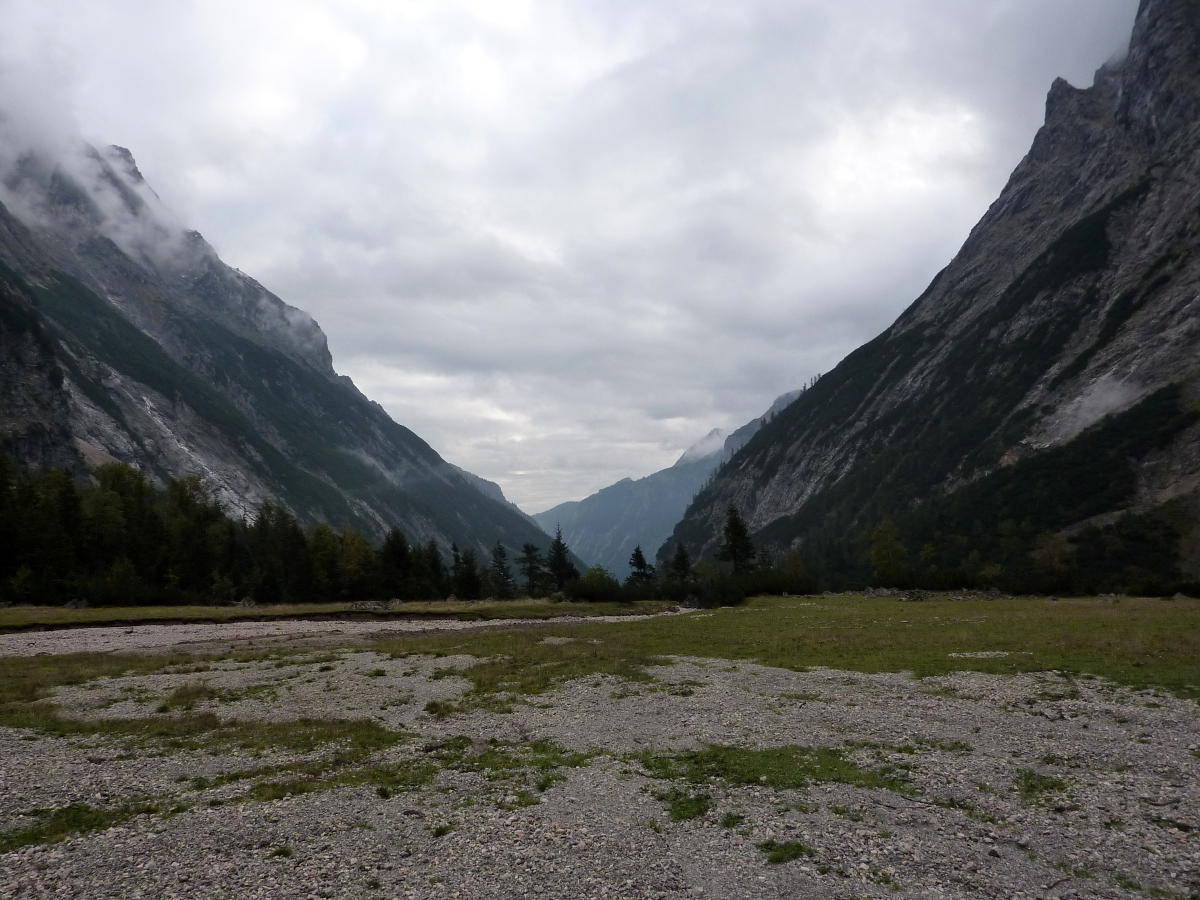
[534,390,802,579]
[0,133,555,556]
[664,0,1200,593]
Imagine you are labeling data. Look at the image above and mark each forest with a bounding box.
[0,453,821,608]
[2,449,1191,609]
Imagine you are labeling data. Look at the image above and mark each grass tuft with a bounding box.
[0,802,157,852]
[652,787,711,821]
[1013,769,1070,804]
[757,840,816,864]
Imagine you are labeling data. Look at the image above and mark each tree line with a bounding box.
[0,457,810,608]
[0,459,597,607]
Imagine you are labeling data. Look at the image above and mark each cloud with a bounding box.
[0,0,1139,511]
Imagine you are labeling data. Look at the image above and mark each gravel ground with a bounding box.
[1,623,1197,899]
[0,612,678,658]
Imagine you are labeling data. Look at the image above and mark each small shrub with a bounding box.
[564,567,623,603]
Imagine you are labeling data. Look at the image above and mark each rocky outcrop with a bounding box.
[0,136,555,555]
[665,0,1200,586]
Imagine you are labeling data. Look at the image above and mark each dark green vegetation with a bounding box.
[757,840,817,864]
[1013,769,1071,805]
[0,802,158,854]
[0,453,794,610]
[0,458,604,607]
[651,787,712,821]
[680,386,1200,597]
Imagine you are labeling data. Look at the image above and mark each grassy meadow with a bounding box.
[0,592,1196,866]
[375,593,1200,706]
[1,593,1196,744]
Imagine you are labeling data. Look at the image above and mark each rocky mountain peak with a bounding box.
[103,144,147,185]
[1117,0,1200,145]
[663,1,1200,592]
[675,428,729,466]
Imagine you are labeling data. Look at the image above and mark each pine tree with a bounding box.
[668,543,692,581]
[718,504,756,573]
[423,541,447,598]
[490,540,515,598]
[378,528,412,598]
[626,545,655,584]
[516,543,544,596]
[454,547,483,599]
[868,517,909,587]
[546,526,579,590]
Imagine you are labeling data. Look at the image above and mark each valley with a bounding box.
[2,2,1200,897]
[0,594,1196,898]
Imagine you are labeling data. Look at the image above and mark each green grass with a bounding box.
[652,787,712,821]
[0,599,672,631]
[0,802,158,852]
[246,758,438,802]
[1013,769,1070,804]
[372,594,1200,701]
[0,647,410,760]
[757,840,816,864]
[0,592,1194,858]
[638,745,911,793]
[422,736,594,802]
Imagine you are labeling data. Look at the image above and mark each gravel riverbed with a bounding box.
[0,617,1196,899]
[0,612,680,658]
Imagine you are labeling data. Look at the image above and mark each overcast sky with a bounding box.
[1,0,1138,512]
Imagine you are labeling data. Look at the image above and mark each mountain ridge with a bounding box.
[662,0,1200,591]
[0,132,556,555]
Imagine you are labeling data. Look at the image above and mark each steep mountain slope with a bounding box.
[665,0,1200,591]
[0,136,555,554]
[535,390,801,578]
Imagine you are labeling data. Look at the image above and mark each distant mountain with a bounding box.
[0,134,556,556]
[664,0,1200,593]
[533,391,801,579]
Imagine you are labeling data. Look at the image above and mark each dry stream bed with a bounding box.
[0,597,1196,899]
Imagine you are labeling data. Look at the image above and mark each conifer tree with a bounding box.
[378,528,412,597]
[423,541,447,598]
[490,540,515,598]
[718,504,756,573]
[547,525,579,590]
[627,545,655,584]
[668,543,692,581]
[516,543,544,596]
[454,547,483,599]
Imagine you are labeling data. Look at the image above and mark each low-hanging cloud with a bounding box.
[0,0,1139,511]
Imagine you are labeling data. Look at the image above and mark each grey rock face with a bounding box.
[0,137,553,555]
[668,0,1200,570]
